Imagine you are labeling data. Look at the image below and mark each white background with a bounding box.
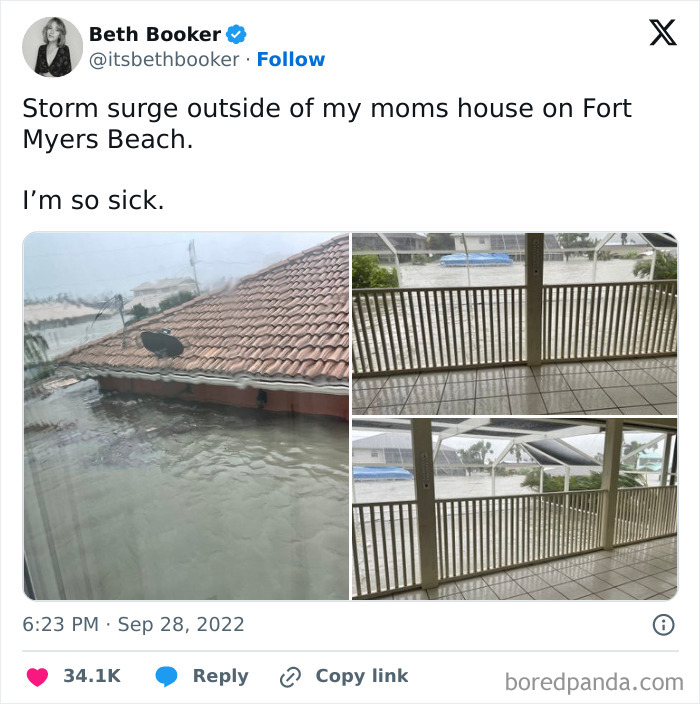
[1,1,698,703]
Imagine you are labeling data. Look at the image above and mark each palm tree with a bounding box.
[457,441,494,475]
[24,329,49,369]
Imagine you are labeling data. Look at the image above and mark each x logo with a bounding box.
[650,19,676,46]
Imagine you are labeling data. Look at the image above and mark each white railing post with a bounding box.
[601,419,624,549]
[411,418,439,589]
[526,233,544,366]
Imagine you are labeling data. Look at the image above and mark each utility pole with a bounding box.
[115,294,126,348]
[188,240,201,295]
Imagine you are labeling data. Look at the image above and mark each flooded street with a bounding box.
[25,381,349,600]
[397,258,642,288]
[353,474,530,503]
[37,316,125,360]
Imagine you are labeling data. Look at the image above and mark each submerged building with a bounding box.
[58,235,349,419]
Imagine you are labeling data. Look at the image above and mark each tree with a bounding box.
[24,328,54,383]
[633,252,677,280]
[24,330,49,369]
[557,233,595,260]
[426,233,455,251]
[125,303,150,326]
[352,255,399,289]
[159,290,196,312]
[521,469,644,493]
[623,440,643,454]
[129,303,150,320]
[457,441,493,474]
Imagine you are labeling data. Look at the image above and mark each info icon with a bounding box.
[652,614,675,636]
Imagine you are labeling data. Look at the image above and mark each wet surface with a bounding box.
[25,381,349,600]
[37,317,125,360]
[398,258,643,288]
[352,475,529,503]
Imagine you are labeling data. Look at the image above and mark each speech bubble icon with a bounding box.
[156,666,178,687]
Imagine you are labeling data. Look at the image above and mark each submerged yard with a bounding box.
[24,380,349,600]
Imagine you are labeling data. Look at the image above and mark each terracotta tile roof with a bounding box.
[58,235,349,390]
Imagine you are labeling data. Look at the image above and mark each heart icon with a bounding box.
[27,669,48,687]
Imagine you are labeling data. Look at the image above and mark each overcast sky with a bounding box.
[24,232,342,300]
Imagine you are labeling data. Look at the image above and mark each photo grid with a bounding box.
[350,232,677,601]
[23,231,678,603]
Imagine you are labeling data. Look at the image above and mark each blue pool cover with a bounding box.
[353,466,413,481]
[440,253,514,267]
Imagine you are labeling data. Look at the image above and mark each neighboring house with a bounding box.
[129,277,198,310]
[24,301,114,331]
[636,449,663,472]
[352,433,464,474]
[58,235,349,419]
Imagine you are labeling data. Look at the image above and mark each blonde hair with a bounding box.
[42,18,67,46]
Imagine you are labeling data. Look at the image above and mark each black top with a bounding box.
[35,45,71,77]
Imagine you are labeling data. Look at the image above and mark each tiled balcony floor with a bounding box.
[377,536,677,600]
[353,357,677,416]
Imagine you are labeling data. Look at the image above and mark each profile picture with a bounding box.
[22,17,83,77]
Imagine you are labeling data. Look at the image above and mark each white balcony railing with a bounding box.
[352,486,677,599]
[543,281,677,361]
[614,486,678,546]
[435,491,605,581]
[352,281,676,376]
[352,501,419,598]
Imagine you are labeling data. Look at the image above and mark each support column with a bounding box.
[660,434,673,486]
[600,419,624,550]
[411,418,439,589]
[526,233,544,367]
[669,439,677,486]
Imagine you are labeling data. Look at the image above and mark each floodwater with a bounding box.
[24,381,349,600]
[353,474,530,503]
[397,258,641,288]
[37,316,125,359]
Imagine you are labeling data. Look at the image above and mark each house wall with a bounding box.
[98,376,349,420]
[450,234,491,252]
[351,448,386,465]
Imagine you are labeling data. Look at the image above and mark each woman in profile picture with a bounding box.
[35,17,71,77]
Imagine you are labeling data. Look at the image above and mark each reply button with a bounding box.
[193,668,249,686]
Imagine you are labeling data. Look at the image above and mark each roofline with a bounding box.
[56,234,349,364]
[61,365,349,396]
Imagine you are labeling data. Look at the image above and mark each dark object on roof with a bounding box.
[141,331,185,358]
